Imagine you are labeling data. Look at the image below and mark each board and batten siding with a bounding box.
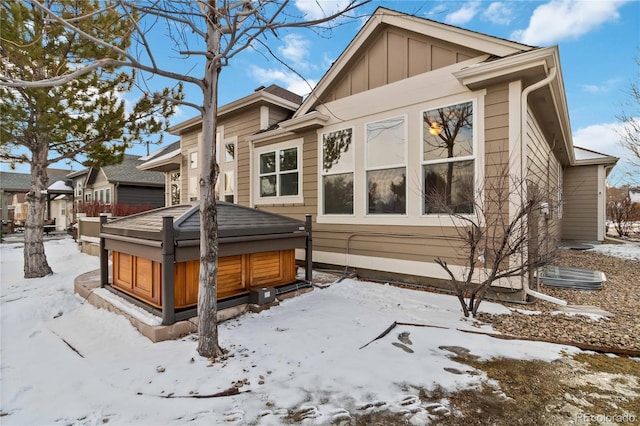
[319,27,482,105]
[561,165,599,241]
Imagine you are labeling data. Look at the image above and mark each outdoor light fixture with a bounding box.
[429,122,443,136]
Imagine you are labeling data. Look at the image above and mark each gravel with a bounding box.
[477,242,640,353]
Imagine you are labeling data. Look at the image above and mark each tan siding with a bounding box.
[180,131,199,203]
[562,165,599,241]
[526,109,562,250]
[322,28,483,102]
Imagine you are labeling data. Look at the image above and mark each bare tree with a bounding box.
[429,170,558,317]
[617,56,640,169]
[607,187,640,237]
[0,0,369,357]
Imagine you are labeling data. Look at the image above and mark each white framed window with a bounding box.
[94,190,98,201]
[105,188,111,204]
[188,147,199,201]
[421,100,475,215]
[224,142,235,162]
[321,128,354,215]
[253,139,303,205]
[170,171,181,205]
[75,181,83,197]
[366,116,407,215]
[217,137,236,203]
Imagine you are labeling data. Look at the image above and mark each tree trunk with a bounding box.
[197,5,222,358]
[24,149,52,278]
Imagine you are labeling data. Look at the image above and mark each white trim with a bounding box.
[260,106,269,130]
[313,250,523,290]
[597,165,605,241]
[252,139,304,205]
[508,80,523,224]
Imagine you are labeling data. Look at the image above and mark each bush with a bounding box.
[77,201,155,217]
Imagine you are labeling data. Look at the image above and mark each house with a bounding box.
[136,8,617,305]
[69,154,166,218]
[630,188,640,204]
[1,169,72,231]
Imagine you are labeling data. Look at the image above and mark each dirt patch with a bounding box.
[351,351,640,425]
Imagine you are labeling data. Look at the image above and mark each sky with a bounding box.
[2,0,639,184]
[1,236,638,424]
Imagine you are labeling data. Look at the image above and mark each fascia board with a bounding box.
[137,149,181,170]
[248,111,329,143]
[169,92,300,135]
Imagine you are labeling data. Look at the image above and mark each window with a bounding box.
[105,189,111,204]
[224,171,234,203]
[170,172,181,205]
[422,101,475,214]
[322,128,354,214]
[99,189,105,202]
[75,181,83,197]
[366,116,406,214]
[224,142,235,162]
[189,151,198,169]
[94,190,98,201]
[254,139,303,204]
[188,148,199,201]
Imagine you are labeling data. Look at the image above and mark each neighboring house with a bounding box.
[630,188,640,204]
[71,154,166,216]
[137,141,182,207]
[1,169,72,229]
[140,8,618,302]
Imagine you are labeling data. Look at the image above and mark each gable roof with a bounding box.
[137,141,181,172]
[87,155,165,186]
[169,84,303,135]
[1,169,70,192]
[294,7,534,118]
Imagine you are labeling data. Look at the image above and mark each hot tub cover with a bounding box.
[101,201,306,241]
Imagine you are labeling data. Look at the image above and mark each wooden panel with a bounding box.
[173,260,200,309]
[134,257,155,300]
[114,252,133,290]
[431,45,455,70]
[217,255,247,299]
[248,251,283,286]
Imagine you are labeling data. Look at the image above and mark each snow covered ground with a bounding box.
[590,240,640,260]
[1,237,611,425]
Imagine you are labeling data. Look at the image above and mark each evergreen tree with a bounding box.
[0,0,180,277]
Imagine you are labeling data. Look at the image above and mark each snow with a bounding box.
[0,237,591,425]
[590,242,640,260]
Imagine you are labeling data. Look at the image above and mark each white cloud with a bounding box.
[578,78,622,94]
[248,65,317,96]
[573,121,626,159]
[573,120,640,185]
[482,2,513,25]
[278,34,311,68]
[445,1,481,25]
[512,0,629,46]
[294,0,354,20]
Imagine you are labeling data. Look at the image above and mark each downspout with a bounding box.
[519,65,567,306]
